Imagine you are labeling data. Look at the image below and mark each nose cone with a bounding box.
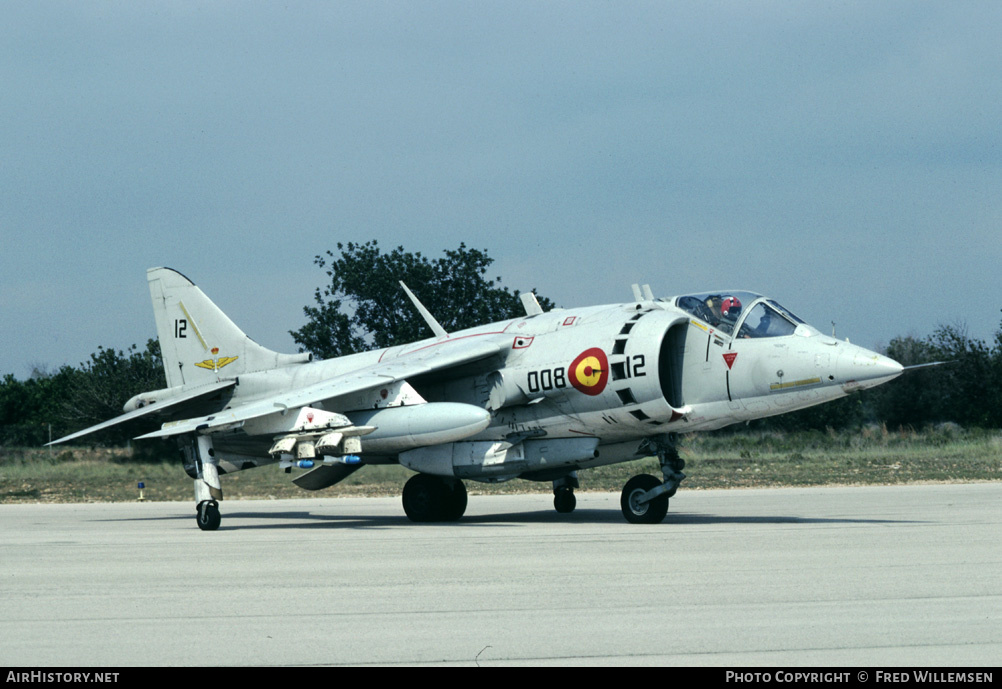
[836,344,904,391]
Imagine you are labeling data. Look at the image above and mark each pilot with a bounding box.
[720,296,742,321]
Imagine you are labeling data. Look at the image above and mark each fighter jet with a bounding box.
[51,268,903,529]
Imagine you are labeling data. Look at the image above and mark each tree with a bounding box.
[924,323,1000,427]
[0,372,64,445]
[1,339,165,446]
[867,321,1002,429]
[868,334,949,428]
[291,241,555,359]
[56,339,165,439]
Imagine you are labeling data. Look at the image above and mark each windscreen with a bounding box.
[736,302,798,338]
[675,291,760,335]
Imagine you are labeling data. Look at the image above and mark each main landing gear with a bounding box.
[402,471,582,522]
[620,434,686,524]
[402,474,468,522]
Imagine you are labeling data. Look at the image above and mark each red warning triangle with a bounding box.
[723,352,738,370]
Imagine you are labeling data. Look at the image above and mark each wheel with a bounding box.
[196,500,221,531]
[402,474,442,522]
[620,474,669,524]
[403,475,466,522]
[441,478,468,521]
[403,474,462,522]
[554,487,576,513]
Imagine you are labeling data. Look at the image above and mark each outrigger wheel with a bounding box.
[196,500,221,531]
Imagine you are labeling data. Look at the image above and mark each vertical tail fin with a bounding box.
[147,267,310,388]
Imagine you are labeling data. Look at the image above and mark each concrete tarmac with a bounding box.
[1,483,999,666]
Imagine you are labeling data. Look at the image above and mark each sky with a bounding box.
[3,1,1000,379]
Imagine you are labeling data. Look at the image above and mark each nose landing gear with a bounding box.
[621,474,668,524]
[620,434,686,524]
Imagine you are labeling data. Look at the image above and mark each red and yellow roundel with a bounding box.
[569,348,609,396]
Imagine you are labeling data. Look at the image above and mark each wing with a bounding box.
[47,380,237,445]
[137,337,504,439]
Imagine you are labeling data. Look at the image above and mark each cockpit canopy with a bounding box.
[675,291,812,339]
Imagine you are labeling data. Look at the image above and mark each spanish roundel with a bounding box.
[569,348,609,396]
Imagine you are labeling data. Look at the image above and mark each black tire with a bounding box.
[196,501,221,531]
[441,478,468,521]
[620,475,669,524]
[403,474,448,522]
[554,487,576,514]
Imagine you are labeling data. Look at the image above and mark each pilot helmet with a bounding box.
[721,296,742,318]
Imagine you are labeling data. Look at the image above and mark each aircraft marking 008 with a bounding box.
[50,273,905,529]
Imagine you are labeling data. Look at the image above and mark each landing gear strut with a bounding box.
[402,474,467,522]
[189,435,223,531]
[620,433,686,524]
